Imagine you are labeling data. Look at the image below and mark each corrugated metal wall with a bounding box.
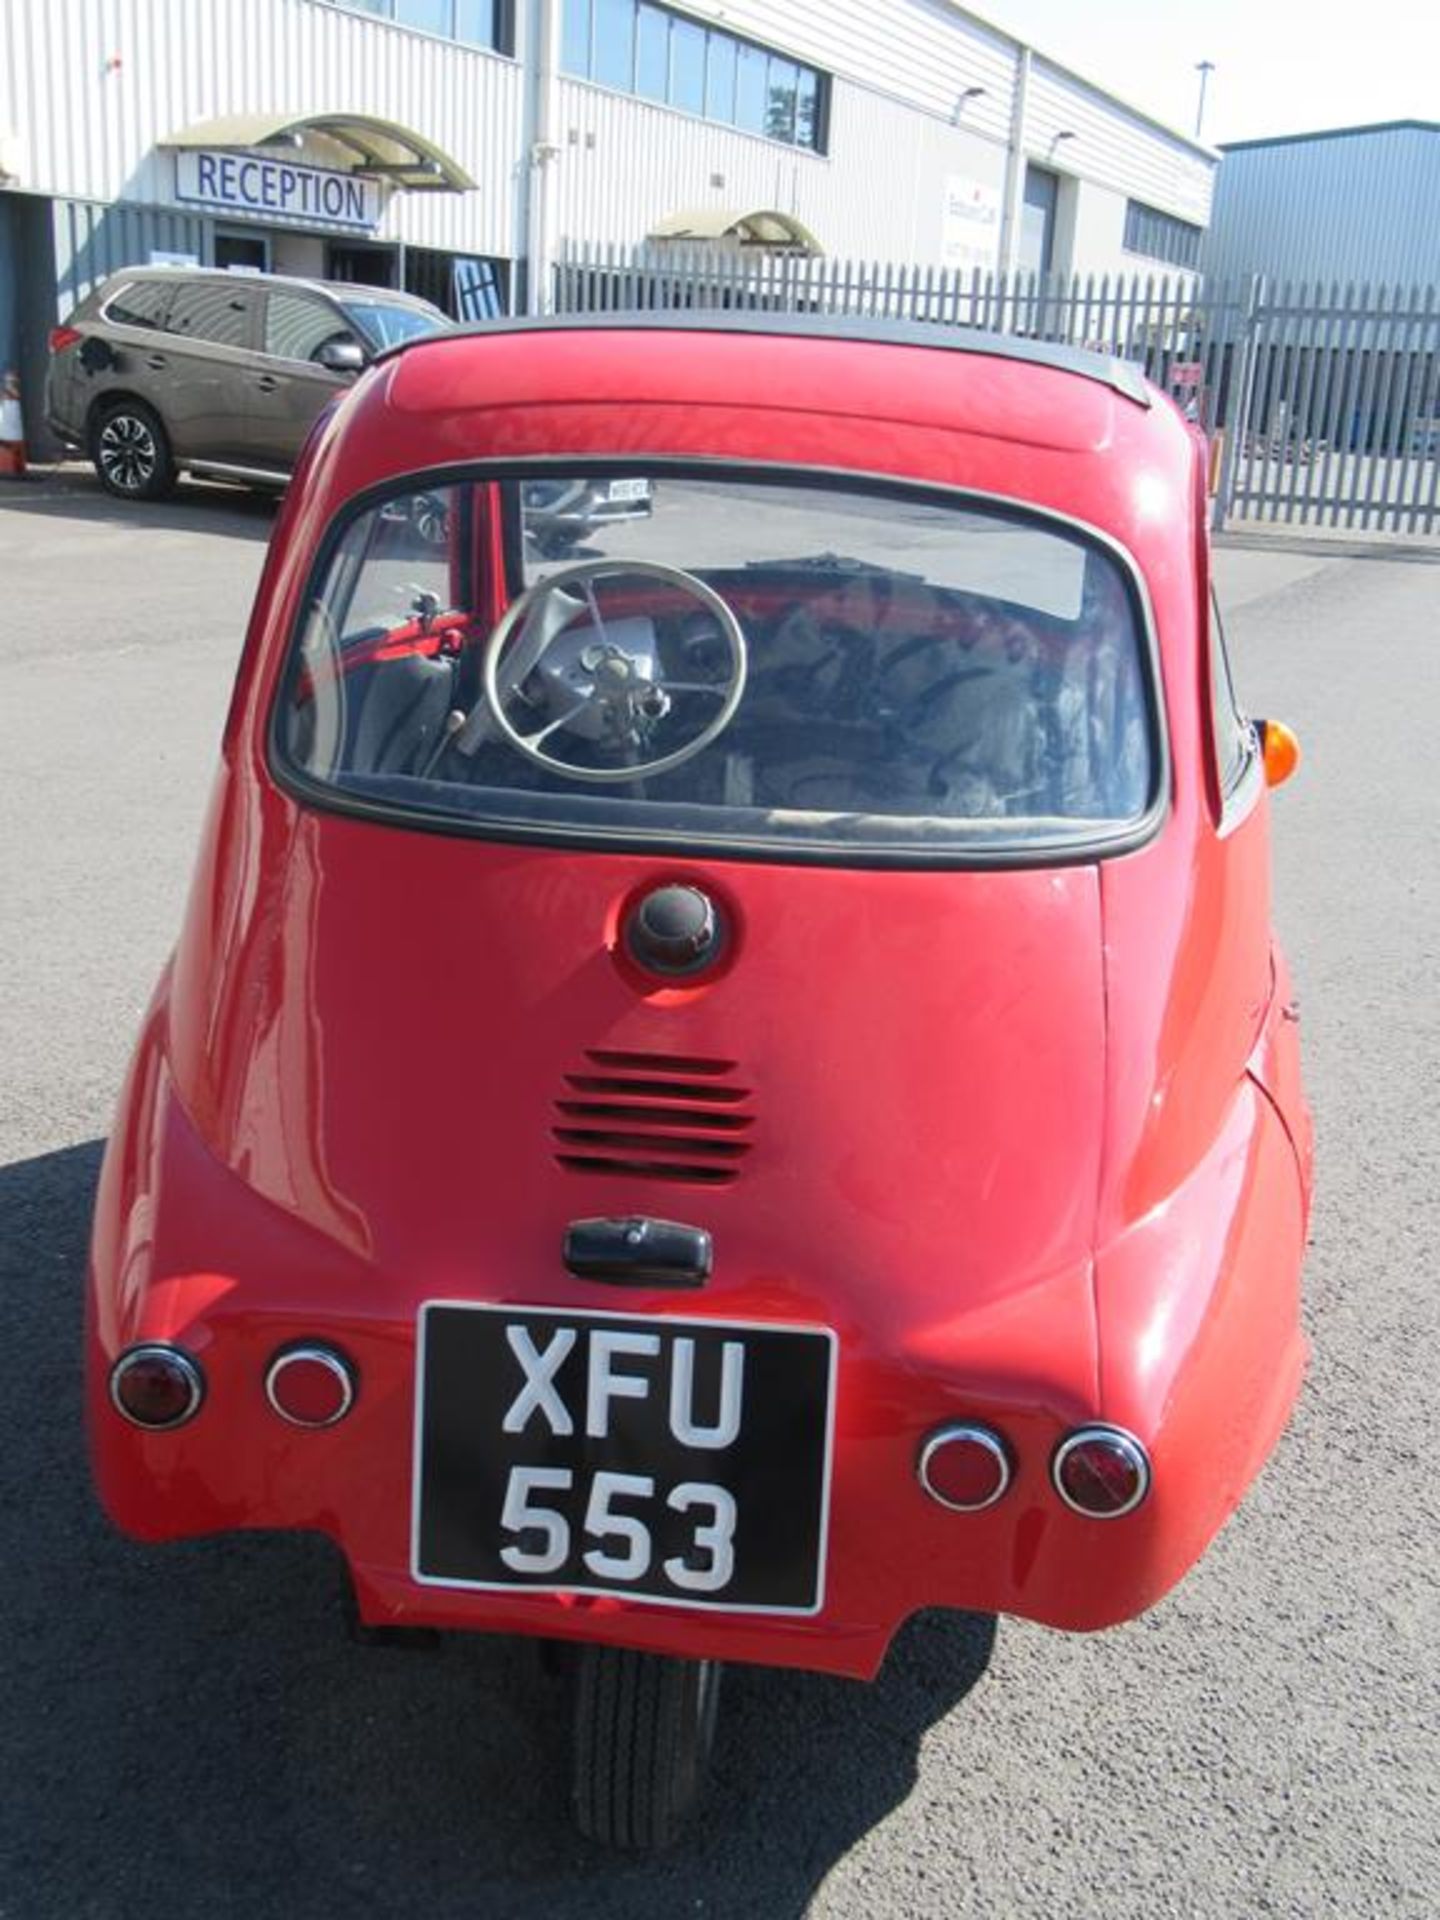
[1027,66,1212,225]
[0,0,525,255]
[609,1,1213,229]
[552,0,1211,263]
[552,75,1010,264]
[52,199,210,313]
[1203,127,1440,289]
[0,0,1214,278]
[664,0,1020,146]
[0,195,17,370]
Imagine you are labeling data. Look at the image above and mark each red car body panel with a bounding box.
[88,325,1311,1679]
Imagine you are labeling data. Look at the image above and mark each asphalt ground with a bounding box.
[0,472,1436,1918]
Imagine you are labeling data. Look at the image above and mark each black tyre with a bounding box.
[573,1645,721,1850]
[91,399,176,501]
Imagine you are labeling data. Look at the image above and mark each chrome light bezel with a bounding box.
[918,1422,1013,1512]
[109,1344,206,1431]
[1051,1424,1151,1518]
[264,1344,356,1429]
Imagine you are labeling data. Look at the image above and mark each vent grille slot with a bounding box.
[554,1050,754,1186]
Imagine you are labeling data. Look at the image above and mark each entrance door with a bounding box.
[215,230,270,272]
[1019,165,1059,277]
[325,242,397,288]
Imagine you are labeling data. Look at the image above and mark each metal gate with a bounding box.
[1222,281,1440,535]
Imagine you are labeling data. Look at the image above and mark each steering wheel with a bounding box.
[481,559,747,783]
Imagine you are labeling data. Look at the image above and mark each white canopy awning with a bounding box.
[161,112,474,191]
[647,208,823,255]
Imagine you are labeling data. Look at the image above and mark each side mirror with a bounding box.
[317,339,366,375]
[1257,718,1301,789]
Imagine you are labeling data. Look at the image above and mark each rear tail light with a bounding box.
[110,1345,205,1429]
[918,1423,1012,1511]
[1052,1426,1151,1518]
[265,1345,356,1428]
[49,324,83,354]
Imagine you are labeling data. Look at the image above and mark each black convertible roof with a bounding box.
[378,311,1153,407]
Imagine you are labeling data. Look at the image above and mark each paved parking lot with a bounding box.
[0,474,1435,1918]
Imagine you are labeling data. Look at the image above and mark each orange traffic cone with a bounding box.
[0,369,27,478]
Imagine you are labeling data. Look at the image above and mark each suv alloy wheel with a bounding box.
[92,399,177,501]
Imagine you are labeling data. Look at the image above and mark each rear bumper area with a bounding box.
[89,1039,1307,1682]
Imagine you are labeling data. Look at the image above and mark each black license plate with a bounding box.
[413,1303,836,1613]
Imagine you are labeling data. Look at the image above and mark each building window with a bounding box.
[1124,201,1203,270]
[561,0,829,153]
[322,0,513,54]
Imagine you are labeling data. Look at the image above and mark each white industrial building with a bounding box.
[0,0,1216,451]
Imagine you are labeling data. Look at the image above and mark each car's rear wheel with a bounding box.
[92,399,176,501]
[573,1645,721,1849]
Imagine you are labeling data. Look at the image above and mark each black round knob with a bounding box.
[627,885,723,975]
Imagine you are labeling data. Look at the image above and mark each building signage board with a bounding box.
[175,150,382,230]
[941,175,1001,275]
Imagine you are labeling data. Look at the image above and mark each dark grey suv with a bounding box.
[46,267,450,500]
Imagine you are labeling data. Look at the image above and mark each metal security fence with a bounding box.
[1223,281,1440,535]
[555,242,1440,538]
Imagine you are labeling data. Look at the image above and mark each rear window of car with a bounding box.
[102,280,171,330]
[275,470,1161,864]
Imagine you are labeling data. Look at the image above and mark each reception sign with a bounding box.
[175,150,381,230]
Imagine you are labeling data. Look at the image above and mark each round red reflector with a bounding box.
[110,1346,204,1430]
[1052,1426,1150,1518]
[918,1424,1011,1512]
[265,1346,355,1428]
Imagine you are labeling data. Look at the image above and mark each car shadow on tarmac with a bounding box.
[0,470,278,541]
[0,1140,995,1920]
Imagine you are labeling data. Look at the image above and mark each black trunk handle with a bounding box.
[563,1217,712,1287]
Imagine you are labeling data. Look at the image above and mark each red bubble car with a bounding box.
[87,314,1312,1848]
